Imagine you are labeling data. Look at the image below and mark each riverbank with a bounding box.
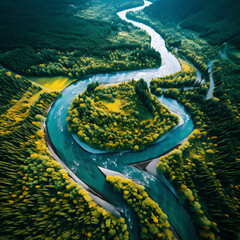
[43,121,122,218]
[44,1,200,240]
[130,143,182,171]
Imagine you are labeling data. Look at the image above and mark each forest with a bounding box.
[67,80,178,152]
[0,69,130,239]
[143,0,240,47]
[0,0,239,239]
[126,3,240,239]
[0,0,161,78]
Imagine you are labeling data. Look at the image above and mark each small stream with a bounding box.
[206,60,216,99]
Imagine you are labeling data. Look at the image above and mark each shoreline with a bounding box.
[43,122,121,218]
[42,0,203,239]
[130,135,189,171]
[70,108,184,155]
[129,142,182,171]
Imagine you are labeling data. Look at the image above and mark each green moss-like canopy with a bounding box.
[67,79,179,152]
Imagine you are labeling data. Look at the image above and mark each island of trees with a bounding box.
[67,79,179,152]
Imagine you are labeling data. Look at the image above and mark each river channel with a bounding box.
[46,1,200,239]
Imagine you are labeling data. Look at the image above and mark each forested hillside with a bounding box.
[0,0,161,78]
[0,69,130,239]
[145,0,240,46]
[0,0,141,50]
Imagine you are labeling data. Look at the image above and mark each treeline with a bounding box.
[156,86,240,239]
[0,0,161,79]
[0,70,130,239]
[106,176,175,239]
[0,45,161,79]
[143,0,240,47]
[151,62,199,91]
[126,11,218,79]
[67,80,178,152]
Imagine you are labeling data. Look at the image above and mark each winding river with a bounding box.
[46,1,200,239]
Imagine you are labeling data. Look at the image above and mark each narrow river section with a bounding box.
[46,0,200,239]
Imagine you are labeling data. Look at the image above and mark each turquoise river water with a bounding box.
[46,1,200,239]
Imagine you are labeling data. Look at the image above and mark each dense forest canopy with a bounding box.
[0,0,240,239]
[0,0,90,50]
[0,0,144,50]
[145,0,240,46]
[0,0,162,78]
[67,80,178,152]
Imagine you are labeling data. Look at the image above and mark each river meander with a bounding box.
[46,1,200,239]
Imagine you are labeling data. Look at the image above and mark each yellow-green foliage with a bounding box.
[67,80,179,151]
[29,76,74,91]
[26,46,160,79]
[0,71,129,240]
[0,88,46,135]
[151,60,197,91]
[106,176,176,240]
[8,135,129,239]
[0,0,161,79]
[157,129,223,240]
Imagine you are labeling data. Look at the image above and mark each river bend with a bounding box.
[46,1,200,239]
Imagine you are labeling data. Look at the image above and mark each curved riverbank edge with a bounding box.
[44,0,211,240]
[43,122,121,218]
[130,137,188,203]
[70,112,184,155]
[72,134,109,154]
[98,166,182,240]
